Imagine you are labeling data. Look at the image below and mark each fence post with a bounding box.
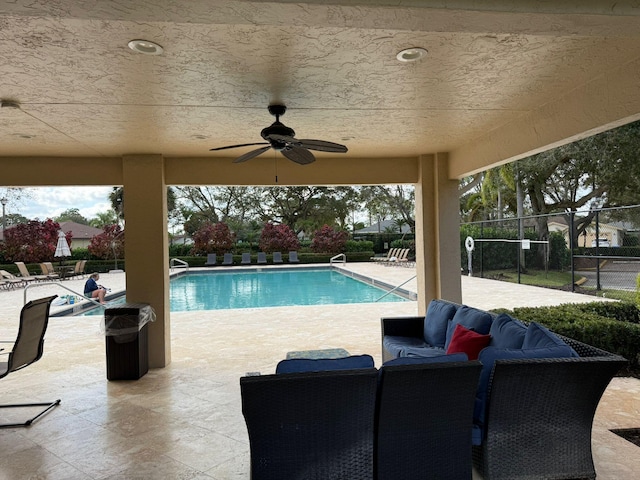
[570,212,575,292]
[595,210,602,291]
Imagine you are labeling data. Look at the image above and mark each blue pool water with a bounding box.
[83,268,407,315]
[171,269,407,311]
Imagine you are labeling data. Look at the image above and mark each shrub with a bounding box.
[191,222,235,255]
[259,223,300,253]
[345,240,374,252]
[310,225,349,254]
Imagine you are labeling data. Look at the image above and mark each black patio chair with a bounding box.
[240,367,378,479]
[0,295,61,428]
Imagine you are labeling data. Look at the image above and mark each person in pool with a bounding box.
[84,272,107,304]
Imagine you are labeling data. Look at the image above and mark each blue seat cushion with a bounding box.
[489,313,527,349]
[383,335,429,358]
[423,300,459,348]
[383,352,468,367]
[523,322,578,355]
[401,346,448,358]
[275,354,374,374]
[445,306,493,350]
[473,345,578,428]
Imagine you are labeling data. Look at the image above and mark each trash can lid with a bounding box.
[104,303,151,315]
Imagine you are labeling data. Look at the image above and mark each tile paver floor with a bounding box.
[0,263,638,479]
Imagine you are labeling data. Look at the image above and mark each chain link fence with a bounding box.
[460,205,640,302]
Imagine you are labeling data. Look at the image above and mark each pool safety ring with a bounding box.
[465,236,475,252]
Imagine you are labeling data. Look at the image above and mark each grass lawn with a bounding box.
[480,269,574,288]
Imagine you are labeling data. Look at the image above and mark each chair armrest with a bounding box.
[381,316,425,338]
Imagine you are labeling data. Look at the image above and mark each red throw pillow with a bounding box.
[445,324,491,360]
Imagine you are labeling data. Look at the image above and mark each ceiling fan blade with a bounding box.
[233,146,271,163]
[282,146,316,165]
[210,142,268,151]
[297,139,348,153]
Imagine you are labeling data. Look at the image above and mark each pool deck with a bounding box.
[0,263,639,479]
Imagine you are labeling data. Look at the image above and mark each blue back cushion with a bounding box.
[383,336,429,358]
[276,354,374,374]
[523,322,578,354]
[423,300,458,348]
[383,352,468,367]
[445,306,493,350]
[489,313,527,349]
[474,345,577,426]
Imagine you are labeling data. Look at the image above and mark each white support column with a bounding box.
[414,152,462,315]
[122,155,171,368]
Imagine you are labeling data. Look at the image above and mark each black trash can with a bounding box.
[104,303,153,380]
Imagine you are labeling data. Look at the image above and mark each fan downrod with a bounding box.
[268,104,287,118]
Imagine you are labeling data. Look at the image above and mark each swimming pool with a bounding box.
[77,267,408,315]
[171,268,407,311]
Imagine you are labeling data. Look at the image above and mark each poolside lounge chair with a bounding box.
[257,252,267,264]
[288,251,300,263]
[205,253,217,266]
[272,252,283,264]
[0,270,26,288]
[222,253,233,266]
[241,253,252,265]
[15,262,47,282]
[371,249,394,262]
[0,295,61,428]
[40,262,60,280]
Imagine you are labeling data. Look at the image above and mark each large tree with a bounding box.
[360,185,415,233]
[55,208,89,225]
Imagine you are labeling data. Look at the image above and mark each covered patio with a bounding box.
[2,1,640,367]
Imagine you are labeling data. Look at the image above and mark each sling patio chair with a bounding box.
[272,252,283,264]
[257,252,267,264]
[222,253,234,266]
[15,262,48,282]
[241,253,252,265]
[204,253,217,266]
[0,295,61,428]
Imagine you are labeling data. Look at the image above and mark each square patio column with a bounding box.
[414,152,462,314]
[123,154,171,368]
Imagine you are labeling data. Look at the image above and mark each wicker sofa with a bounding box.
[381,300,627,480]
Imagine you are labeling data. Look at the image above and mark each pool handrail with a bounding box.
[330,253,346,265]
[170,257,189,272]
[23,281,102,307]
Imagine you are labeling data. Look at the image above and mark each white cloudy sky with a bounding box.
[1,187,114,221]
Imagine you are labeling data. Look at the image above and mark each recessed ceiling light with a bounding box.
[191,134,209,140]
[12,133,35,139]
[128,39,164,55]
[396,47,428,63]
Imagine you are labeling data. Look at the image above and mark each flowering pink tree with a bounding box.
[88,224,124,260]
[259,222,300,253]
[191,222,235,255]
[3,219,70,262]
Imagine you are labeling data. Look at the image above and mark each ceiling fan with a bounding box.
[209,104,348,165]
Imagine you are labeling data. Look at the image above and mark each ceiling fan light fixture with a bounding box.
[128,39,164,55]
[396,47,428,63]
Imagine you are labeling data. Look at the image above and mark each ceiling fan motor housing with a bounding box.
[261,121,296,150]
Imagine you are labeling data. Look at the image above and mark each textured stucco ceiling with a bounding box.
[1,0,640,177]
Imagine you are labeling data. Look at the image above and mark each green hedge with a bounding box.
[499,302,640,371]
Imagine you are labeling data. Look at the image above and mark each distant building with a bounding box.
[57,221,104,249]
[354,220,412,234]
